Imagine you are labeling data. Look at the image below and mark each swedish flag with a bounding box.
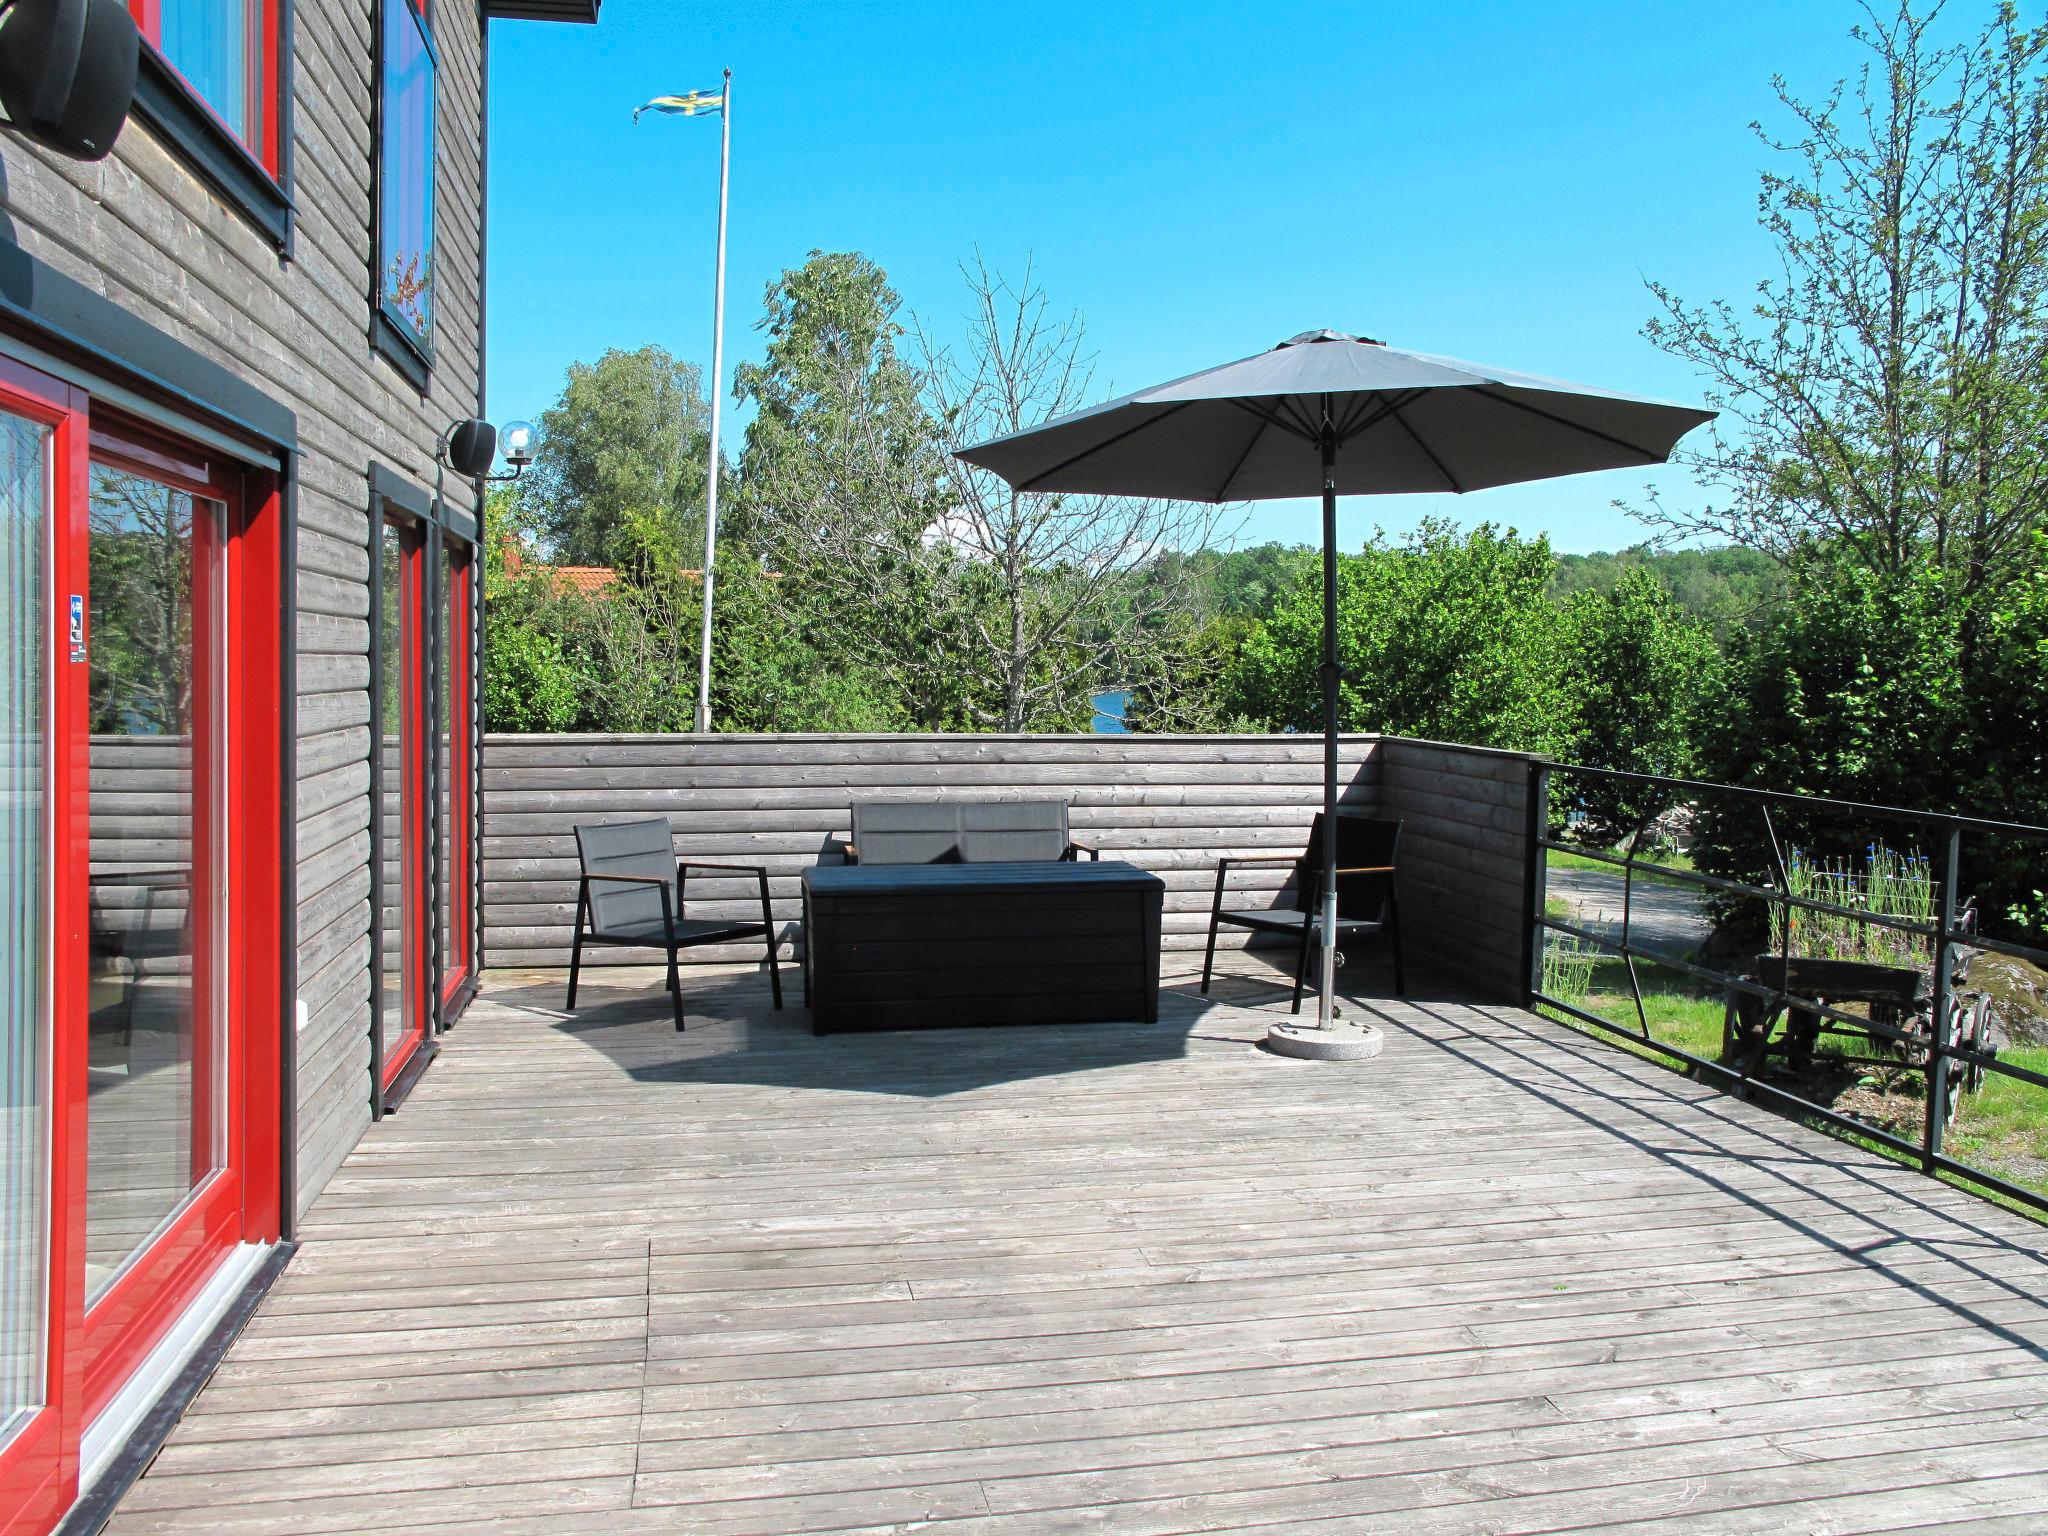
[635,89,724,122]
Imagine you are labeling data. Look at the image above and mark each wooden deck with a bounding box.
[108,954,2048,1534]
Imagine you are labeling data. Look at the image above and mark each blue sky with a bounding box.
[483,0,1878,554]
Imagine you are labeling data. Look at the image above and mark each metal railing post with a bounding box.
[1523,759,1551,1007]
[1921,822,1962,1171]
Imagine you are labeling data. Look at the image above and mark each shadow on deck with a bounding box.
[110,953,2048,1535]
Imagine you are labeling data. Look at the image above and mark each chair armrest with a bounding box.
[582,873,671,888]
[1216,854,1301,870]
[1067,840,1101,861]
[838,839,858,865]
[675,860,771,877]
[1331,865,1397,876]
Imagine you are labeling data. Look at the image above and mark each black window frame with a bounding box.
[370,0,440,392]
[129,0,297,250]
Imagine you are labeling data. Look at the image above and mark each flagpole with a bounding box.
[695,67,731,734]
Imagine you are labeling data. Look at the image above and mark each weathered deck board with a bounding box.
[107,954,2048,1535]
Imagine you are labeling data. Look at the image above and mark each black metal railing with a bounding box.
[1525,761,2048,1218]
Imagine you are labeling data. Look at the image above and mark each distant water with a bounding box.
[1092,689,1132,734]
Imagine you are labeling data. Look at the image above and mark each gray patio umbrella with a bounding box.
[958,328,1713,1036]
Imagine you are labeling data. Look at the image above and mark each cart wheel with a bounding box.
[1960,995,1998,1095]
[1889,1000,1932,1069]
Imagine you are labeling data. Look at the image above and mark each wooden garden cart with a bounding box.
[1722,951,1998,1123]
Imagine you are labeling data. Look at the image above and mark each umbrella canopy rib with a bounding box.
[1014,399,1199,493]
[1225,395,1318,443]
[1215,410,1276,502]
[1280,394,1325,440]
[1332,390,1387,441]
[1473,386,1670,465]
[1385,399,1465,494]
[1334,390,1425,450]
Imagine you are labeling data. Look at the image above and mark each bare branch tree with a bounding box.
[914,254,1236,731]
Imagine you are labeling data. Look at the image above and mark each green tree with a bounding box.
[1693,558,1967,890]
[479,488,581,731]
[707,557,905,732]
[1224,520,1564,750]
[481,623,580,733]
[732,250,966,727]
[1961,535,2048,936]
[1548,544,1784,643]
[1555,569,1720,842]
[519,345,715,569]
[1123,613,1262,734]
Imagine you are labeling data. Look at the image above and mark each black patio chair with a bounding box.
[89,868,193,1049]
[565,817,781,1031]
[1201,812,1404,1011]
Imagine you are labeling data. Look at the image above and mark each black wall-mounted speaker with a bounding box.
[0,0,138,163]
[443,419,499,478]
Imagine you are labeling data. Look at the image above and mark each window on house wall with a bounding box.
[377,0,438,366]
[131,1,283,175]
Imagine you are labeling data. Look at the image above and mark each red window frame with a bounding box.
[438,541,474,1007]
[0,355,90,1536]
[0,366,284,1531]
[127,0,285,178]
[378,514,430,1092]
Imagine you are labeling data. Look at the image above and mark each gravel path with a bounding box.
[1547,866,1714,959]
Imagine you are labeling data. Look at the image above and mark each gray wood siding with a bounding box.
[480,733,1543,1002]
[1,1,492,1218]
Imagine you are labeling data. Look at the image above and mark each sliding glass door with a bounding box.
[1,407,49,1443]
[82,457,227,1307]
[0,414,45,1455]
[375,503,478,1104]
[78,425,244,1421]
[0,352,285,1532]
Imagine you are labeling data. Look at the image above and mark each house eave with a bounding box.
[482,1,601,21]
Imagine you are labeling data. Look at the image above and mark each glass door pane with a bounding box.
[83,464,226,1303]
[0,411,48,1444]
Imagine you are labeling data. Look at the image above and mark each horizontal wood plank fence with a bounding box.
[1376,738,1540,1003]
[479,733,1540,1001]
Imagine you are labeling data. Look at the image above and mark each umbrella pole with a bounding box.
[1317,412,1340,1029]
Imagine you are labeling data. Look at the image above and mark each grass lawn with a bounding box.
[1946,1045,2048,1189]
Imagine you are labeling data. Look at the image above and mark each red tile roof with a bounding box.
[550,565,620,596]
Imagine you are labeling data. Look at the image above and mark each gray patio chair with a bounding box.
[566,817,781,1031]
[1201,812,1404,1011]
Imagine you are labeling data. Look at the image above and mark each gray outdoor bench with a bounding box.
[838,798,1099,865]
